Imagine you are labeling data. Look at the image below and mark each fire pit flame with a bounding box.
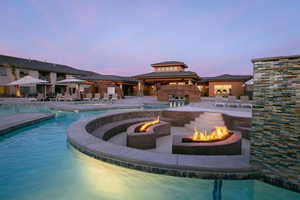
[139,116,160,132]
[192,126,230,142]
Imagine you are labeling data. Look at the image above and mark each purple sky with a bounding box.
[1,0,299,76]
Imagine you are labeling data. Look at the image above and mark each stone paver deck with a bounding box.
[168,103,252,118]
[110,126,250,168]
[47,96,161,111]
[0,112,55,136]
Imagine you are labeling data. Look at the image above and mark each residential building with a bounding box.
[0,55,252,100]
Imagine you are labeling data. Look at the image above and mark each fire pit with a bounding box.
[172,127,242,155]
[127,117,170,149]
[136,117,160,132]
[183,126,232,143]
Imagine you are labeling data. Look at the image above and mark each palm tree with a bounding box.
[10,64,17,80]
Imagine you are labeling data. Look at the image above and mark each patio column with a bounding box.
[50,72,56,93]
[119,83,124,97]
[138,81,144,96]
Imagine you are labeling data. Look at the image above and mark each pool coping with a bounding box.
[0,112,55,136]
[48,103,142,112]
[67,110,260,180]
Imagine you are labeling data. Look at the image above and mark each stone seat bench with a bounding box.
[126,121,171,149]
[91,117,153,141]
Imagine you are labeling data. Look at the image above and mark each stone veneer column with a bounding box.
[251,55,300,191]
[50,72,57,93]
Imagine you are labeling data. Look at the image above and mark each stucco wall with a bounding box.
[208,81,245,97]
[157,85,201,102]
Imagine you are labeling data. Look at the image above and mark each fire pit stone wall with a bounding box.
[127,121,170,149]
[172,131,242,155]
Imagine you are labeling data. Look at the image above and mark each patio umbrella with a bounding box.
[243,79,253,87]
[8,75,48,86]
[56,78,85,98]
[7,75,49,97]
[56,78,85,85]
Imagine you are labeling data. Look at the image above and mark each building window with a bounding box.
[20,70,29,78]
[0,66,7,76]
[214,85,232,95]
[39,71,50,81]
[0,86,5,95]
[169,82,177,85]
[197,86,203,91]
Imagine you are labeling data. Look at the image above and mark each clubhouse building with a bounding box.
[0,55,252,101]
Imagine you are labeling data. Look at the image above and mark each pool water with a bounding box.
[0,110,299,200]
[0,104,52,115]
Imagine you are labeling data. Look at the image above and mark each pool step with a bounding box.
[185,112,225,131]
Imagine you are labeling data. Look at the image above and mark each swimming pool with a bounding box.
[0,109,299,200]
[0,104,52,115]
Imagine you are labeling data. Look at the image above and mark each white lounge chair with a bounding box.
[54,93,61,101]
[111,94,118,103]
[214,96,226,107]
[83,93,93,101]
[102,93,110,103]
[92,93,101,102]
[37,93,45,101]
[226,96,239,107]
[240,96,252,108]
[64,93,77,101]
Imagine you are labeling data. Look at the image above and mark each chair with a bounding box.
[240,96,252,108]
[55,93,63,101]
[226,96,239,107]
[111,94,118,103]
[37,93,45,101]
[214,96,226,107]
[83,93,93,101]
[92,93,101,102]
[102,93,110,103]
[64,93,77,101]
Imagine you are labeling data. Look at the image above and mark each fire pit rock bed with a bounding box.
[172,131,242,155]
[67,110,258,181]
[127,121,170,149]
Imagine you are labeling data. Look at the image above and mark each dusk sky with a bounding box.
[1,0,299,76]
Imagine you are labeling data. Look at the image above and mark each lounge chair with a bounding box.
[102,93,110,103]
[92,93,101,102]
[56,93,65,101]
[240,96,252,108]
[83,93,93,101]
[64,93,77,101]
[111,94,118,103]
[37,93,45,101]
[226,96,239,107]
[214,96,226,107]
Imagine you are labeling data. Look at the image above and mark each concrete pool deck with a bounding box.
[0,112,55,136]
[1,96,252,117]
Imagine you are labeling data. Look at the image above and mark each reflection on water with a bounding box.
[213,180,223,200]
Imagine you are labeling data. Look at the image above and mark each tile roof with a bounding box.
[199,74,252,83]
[0,54,136,82]
[81,74,137,82]
[0,54,92,75]
[134,71,199,79]
[151,61,188,68]
[151,61,185,65]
